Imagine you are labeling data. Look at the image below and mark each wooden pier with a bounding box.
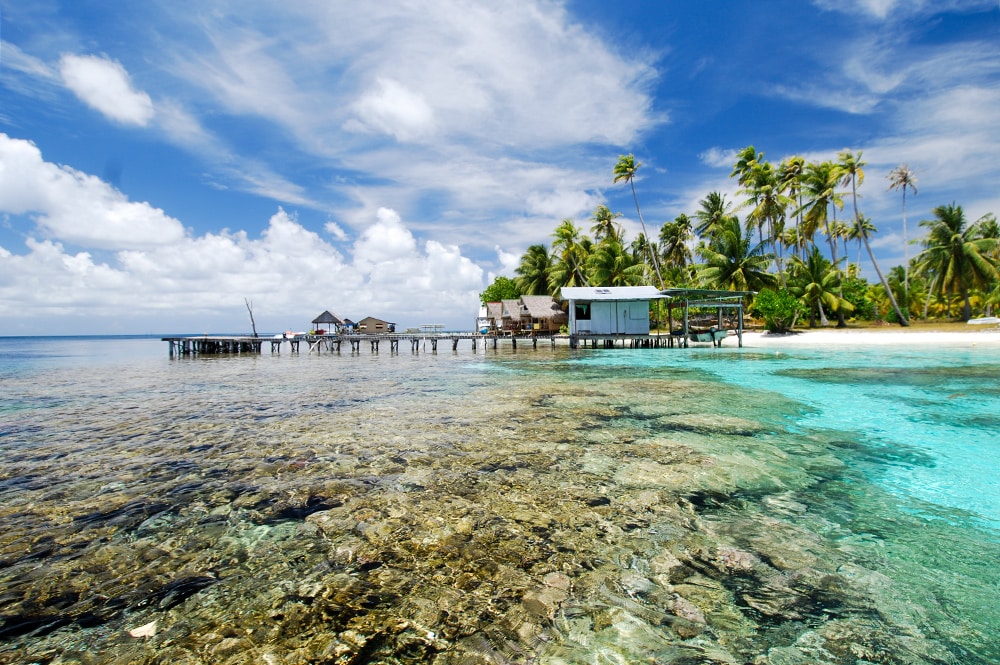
[162,329,741,357]
[162,333,561,357]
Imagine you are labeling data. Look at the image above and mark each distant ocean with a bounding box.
[1,336,998,664]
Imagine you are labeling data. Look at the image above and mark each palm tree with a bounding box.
[613,154,664,287]
[799,160,843,261]
[590,204,623,244]
[694,192,735,238]
[660,214,694,272]
[515,244,554,296]
[915,203,999,321]
[731,145,763,188]
[977,214,1000,262]
[588,236,645,287]
[788,246,853,327]
[778,156,807,260]
[628,232,661,285]
[739,159,792,285]
[695,216,777,292]
[550,218,590,289]
[839,149,909,326]
[887,165,918,296]
[847,216,877,270]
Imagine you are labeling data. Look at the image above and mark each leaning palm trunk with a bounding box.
[861,231,907,325]
[630,179,664,288]
[848,177,908,326]
[923,273,938,320]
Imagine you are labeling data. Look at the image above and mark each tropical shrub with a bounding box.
[750,288,804,333]
[841,276,876,320]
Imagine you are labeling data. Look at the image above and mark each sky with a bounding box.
[1,0,998,335]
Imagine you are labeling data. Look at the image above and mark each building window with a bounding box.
[575,303,591,320]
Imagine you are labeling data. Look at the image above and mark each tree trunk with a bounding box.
[245,298,259,338]
[631,181,664,289]
[850,177,908,327]
[862,234,908,326]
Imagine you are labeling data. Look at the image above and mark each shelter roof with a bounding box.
[312,310,343,325]
[660,288,753,301]
[560,286,664,301]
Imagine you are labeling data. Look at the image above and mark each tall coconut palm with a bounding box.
[739,159,792,285]
[887,165,918,296]
[799,161,843,261]
[778,156,807,260]
[660,214,694,272]
[696,217,777,292]
[731,145,763,188]
[590,204,623,244]
[915,203,999,321]
[588,236,645,287]
[788,246,853,327]
[694,192,735,238]
[839,149,909,326]
[550,218,590,289]
[613,154,664,287]
[515,244,554,296]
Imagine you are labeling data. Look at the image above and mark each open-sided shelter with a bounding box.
[661,288,753,347]
[311,310,344,333]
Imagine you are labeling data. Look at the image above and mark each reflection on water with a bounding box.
[0,340,998,664]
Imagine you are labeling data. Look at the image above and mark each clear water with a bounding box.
[0,336,997,664]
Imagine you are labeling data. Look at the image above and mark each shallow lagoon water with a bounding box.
[1,337,998,664]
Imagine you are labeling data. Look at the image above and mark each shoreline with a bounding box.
[739,324,1000,347]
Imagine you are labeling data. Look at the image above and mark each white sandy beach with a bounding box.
[741,325,1000,347]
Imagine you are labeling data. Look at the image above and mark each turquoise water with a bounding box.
[577,346,1000,531]
[1,336,998,664]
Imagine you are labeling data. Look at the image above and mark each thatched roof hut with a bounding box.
[520,295,568,332]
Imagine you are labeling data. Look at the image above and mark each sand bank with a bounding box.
[741,324,1000,347]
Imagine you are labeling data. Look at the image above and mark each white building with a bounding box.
[560,286,664,337]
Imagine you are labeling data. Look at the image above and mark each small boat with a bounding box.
[688,327,729,346]
[967,317,1000,325]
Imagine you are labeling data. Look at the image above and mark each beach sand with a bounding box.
[741,323,1000,347]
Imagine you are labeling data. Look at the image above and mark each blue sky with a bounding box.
[1,1,998,334]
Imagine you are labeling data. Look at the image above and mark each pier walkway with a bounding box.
[161,330,736,357]
[162,333,562,357]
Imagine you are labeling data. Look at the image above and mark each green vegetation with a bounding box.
[505,149,998,328]
[749,288,804,333]
[480,276,521,305]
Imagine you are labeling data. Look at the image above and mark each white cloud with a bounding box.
[0,41,57,80]
[159,1,657,227]
[494,246,521,277]
[812,0,997,20]
[59,54,154,126]
[0,134,186,249]
[699,147,739,169]
[0,202,487,333]
[352,207,419,271]
[816,0,898,19]
[347,78,436,142]
[0,127,484,334]
[324,220,349,242]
